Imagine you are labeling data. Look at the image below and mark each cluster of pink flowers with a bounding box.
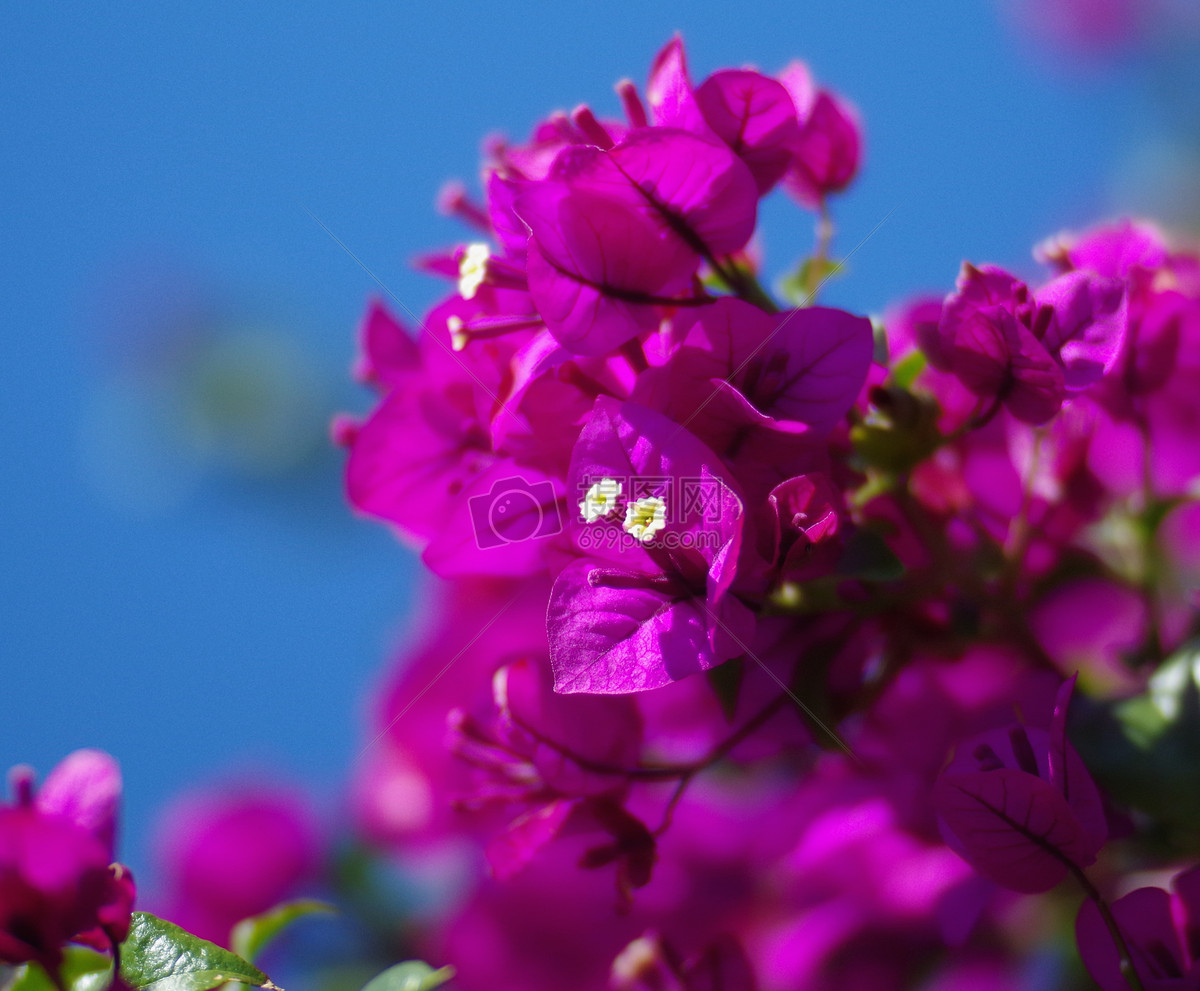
[338,35,1200,991]
[9,33,1200,991]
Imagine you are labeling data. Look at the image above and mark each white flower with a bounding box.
[579,477,623,523]
[623,496,667,543]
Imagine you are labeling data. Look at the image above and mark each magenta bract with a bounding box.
[695,69,803,195]
[934,677,1107,893]
[923,261,1127,424]
[638,297,873,455]
[778,65,863,209]
[1076,864,1200,991]
[0,753,133,977]
[548,397,747,694]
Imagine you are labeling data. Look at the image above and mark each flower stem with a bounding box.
[802,201,835,303]
[1071,866,1147,991]
[711,257,780,313]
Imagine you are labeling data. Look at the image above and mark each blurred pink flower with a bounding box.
[152,782,319,946]
[0,752,133,978]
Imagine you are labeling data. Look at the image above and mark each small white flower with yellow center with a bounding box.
[457,243,491,300]
[623,496,667,544]
[579,477,623,523]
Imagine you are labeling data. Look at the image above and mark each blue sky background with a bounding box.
[0,1,1161,873]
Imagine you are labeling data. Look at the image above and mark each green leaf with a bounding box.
[706,658,744,723]
[5,949,113,991]
[231,900,336,964]
[835,528,905,582]
[889,349,927,391]
[850,385,942,475]
[1074,644,1200,834]
[358,962,454,991]
[6,964,58,991]
[118,913,276,991]
[1115,646,1200,748]
[778,257,845,306]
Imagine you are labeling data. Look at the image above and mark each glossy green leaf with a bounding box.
[118,913,276,991]
[231,900,336,964]
[4,949,113,991]
[358,962,454,991]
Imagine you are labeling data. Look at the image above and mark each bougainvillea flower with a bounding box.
[352,297,421,389]
[496,658,644,797]
[1036,270,1128,393]
[344,292,537,545]
[1110,289,1193,404]
[921,266,1062,423]
[934,676,1107,892]
[34,750,122,858]
[646,36,711,135]
[353,577,553,847]
[922,262,1126,423]
[1085,287,1200,497]
[515,181,696,356]
[484,172,535,258]
[1037,217,1169,280]
[345,379,495,542]
[946,305,1064,423]
[1029,577,1148,694]
[1040,219,1199,434]
[1076,863,1200,991]
[767,472,844,582]
[489,328,636,479]
[420,458,565,578]
[755,773,983,991]
[0,755,134,977]
[515,129,757,355]
[337,36,1200,991]
[647,36,856,205]
[548,545,755,693]
[778,61,863,209]
[450,657,644,878]
[487,118,583,184]
[153,783,319,946]
[548,398,750,694]
[640,297,873,452]
[694,70,804,195]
